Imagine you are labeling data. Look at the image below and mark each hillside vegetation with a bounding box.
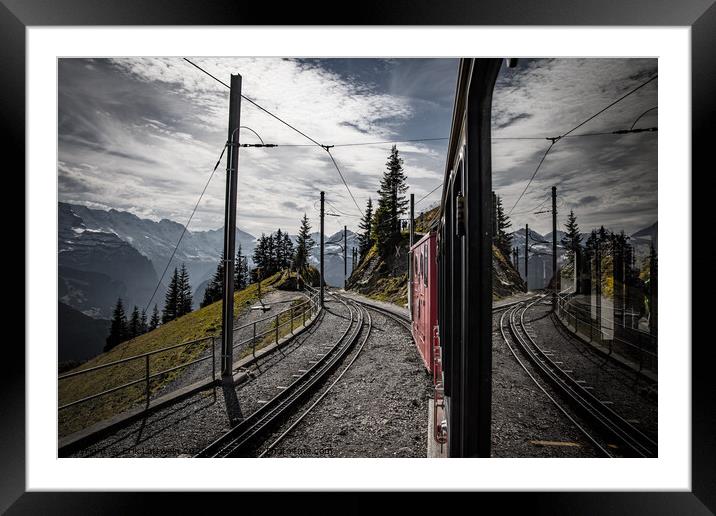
[347,205,525,306]
[59,269,300,437]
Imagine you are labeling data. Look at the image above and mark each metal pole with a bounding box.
[320,191,325,307]
[552,186,557,308]
[524,223,529,292]
[221,74,242,377]
[344,225,347,289]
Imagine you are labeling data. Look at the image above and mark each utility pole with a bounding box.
[221,74,242,377]
[552,186,557,308]
[343,224,347,289]
[524,223,529,292]
[320,191,325,307]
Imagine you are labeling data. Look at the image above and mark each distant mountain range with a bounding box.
[59,202,359,321]
[59,202,259,318]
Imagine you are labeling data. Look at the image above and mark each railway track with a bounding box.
[195,293,369,458]
[259,294,373,457]
[504,297,657,458]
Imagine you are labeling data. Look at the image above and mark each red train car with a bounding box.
[409,232,438,373]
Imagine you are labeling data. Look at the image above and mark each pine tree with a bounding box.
[373,146,408,259]
[128,305,141,339]
[281,232,294,269]
[149,304,160,331]
[358,197,374,260]
[275,229,284,271]
[234,245,248,291]
[202,253,225,308]
[177,263,193,316]
[140,308,148,334]
[494,194,512,257]
[162,267,180,323]
[253,234,268,273]
[105,298,128,351]
[294,214,315,271]
[561,209,582,268]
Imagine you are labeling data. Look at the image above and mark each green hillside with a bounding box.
[59,270,291,437]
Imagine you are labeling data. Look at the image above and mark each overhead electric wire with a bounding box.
[507,73,658,215]
[415,182,444,206]
[143,142,228,313]
[557,74,658,140]
[507,141,556,216]
[324,149,364,216]
[184,57,365,218]
[630,106,658,130]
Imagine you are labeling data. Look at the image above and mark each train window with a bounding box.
[423,248,428,287]
[490,58,658,457]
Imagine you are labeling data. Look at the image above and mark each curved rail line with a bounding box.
[195,294,366,457]
[498,300,612,457]
[508,297,657,457]
[259,297,373,457]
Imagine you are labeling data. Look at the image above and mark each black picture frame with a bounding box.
[4,1,713,513]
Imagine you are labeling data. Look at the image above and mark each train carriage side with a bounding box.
[410,233,438,373]
[436,58,501,458]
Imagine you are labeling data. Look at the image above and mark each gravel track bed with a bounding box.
[153,290,305,398]
[228,298,355,423]
[492,308,603,458]
[70,298,352,457]
[260,304,432,458]
[524,301,658,441]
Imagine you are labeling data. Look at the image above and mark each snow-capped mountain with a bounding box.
[63,202,256,285]
[59,203,159,318]
[304,229,359,287]
[59,202,257,316]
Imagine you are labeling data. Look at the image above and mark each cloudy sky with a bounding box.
[58,57,657,237]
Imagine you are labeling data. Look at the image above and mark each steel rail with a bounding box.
[510,298,657,457]
[259,300,373,457]
[499,303,612,457]
[195,294,365,457]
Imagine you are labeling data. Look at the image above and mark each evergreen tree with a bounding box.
[561,209,582,267]
[294,214,315,271]
[494,194,512,257]
[162,267,180,323]
[275,229,284,270]
[358,197,374,260]
[149,304,160,331]
[140,308,148,334]
[177,263,193,316]
[234,245,249,291]
[202,253,225,308]
[253,233,268,273]
[373,146,408,259]
[105,298,128,351]
[128,305,141,339]
[281,232,294,269]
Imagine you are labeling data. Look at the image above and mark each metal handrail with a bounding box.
[59,287,321,415]
[555,296,657,359]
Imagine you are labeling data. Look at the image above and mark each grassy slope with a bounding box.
[59,271,288,437]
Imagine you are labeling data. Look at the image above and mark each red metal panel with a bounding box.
[410,232,438,374]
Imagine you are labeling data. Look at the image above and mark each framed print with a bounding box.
[4,0,714,513]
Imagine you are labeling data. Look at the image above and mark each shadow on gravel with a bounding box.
[222,377,244,427]
[78,390,219,457]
